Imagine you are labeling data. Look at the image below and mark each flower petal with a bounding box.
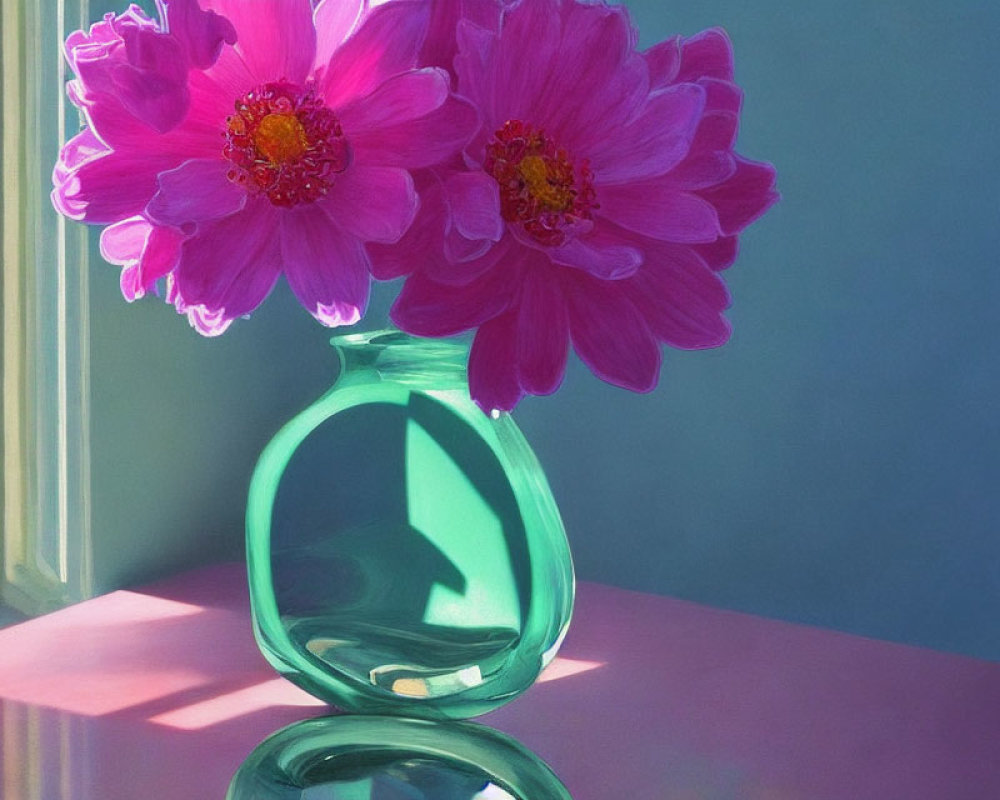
[173,199,282,319]
[52,126,106,185]
[422,0,503,74]
[146,158,246,230]
[454,18,500,115]
[665,151,737,190]
[644,35,681,89]
[66,9,192,135]
[52,140,175,224]
[443,227,494,265]
[319,0,429,109]
[319,165,417,244]
[626,243,732,349]
[692,235,739,271]
[599,179,722,244]
[537,2,648,149]
[516,264,569,396]
[162,0,237,70]
[313,0,366,71]
[64,5,155,74]
[676,28,734,83]
[112,26,190,133]
[436,234,512,286]
[391,266,512,338]
[75,48,229,156]
[696,156,779,235]
[700,78,743,115]
[550,53,650,156]
[82,86,228,159]
[469,311,524,413]
[567,273,661,393]
[349,93,478,169]
[99,215,150,263]
[370,172,507,285]
[548,222,643,279]
[179,304,234,336]
[689,111,740,160]
[367,173,444,281]
[481,0,562,124]
[338,68,449,133]
[194,37,256,104]
[590,83,705,185]
[444,171,503,243]
[280,206,370,326]
[140,226,185,289]
[72,88,154,149]
[100,216,183,300]
[166,72,244,155]
[203,0,316,84]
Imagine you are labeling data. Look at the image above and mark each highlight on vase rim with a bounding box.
[52,0,778,412]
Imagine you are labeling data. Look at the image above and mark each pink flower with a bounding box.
[376,0,779,411]
[53,0,476,334]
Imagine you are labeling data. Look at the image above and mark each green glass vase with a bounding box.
[227,715,573,799]
[245,330,574,719]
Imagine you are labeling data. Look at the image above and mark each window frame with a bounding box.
[2,0,93,616]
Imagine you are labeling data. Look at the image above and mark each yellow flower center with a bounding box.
[517,155,574,213]
[254,113,309,164]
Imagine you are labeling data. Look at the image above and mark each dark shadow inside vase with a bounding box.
[271,392,532,700]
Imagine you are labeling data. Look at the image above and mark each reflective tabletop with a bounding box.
[2,563,999,799]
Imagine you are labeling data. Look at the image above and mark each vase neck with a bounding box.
[331,329,470,386]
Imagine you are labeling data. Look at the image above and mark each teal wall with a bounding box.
[87,0,1000,661]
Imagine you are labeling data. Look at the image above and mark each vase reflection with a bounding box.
[226,715,572,800]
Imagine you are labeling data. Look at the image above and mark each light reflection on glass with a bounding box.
[473,784,517,800]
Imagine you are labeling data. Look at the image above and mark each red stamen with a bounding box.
[223,81,349,208]
[484,120,597,247]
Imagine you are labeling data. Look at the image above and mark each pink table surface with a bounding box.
[1,562,998,799]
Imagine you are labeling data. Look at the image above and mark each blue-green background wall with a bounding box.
[87,0,1000,660]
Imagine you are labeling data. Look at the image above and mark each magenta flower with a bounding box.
[53,0,476,334]
[375,0,778,411]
